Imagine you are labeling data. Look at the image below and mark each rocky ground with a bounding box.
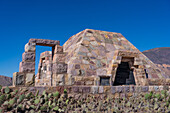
[0,86,169,113]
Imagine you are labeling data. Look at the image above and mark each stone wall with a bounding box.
[9,85,170,96]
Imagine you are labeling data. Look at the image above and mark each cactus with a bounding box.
[5,86,10,94]
[6,94,11,99]
[64,89,67,94]
[34,99,40,105]
[42,90,46,96]
[40,105,47,111]
[66,99,69,105]
[53,106,59,111]
[53,91,59,98]
[35,90,39,97]
[48,93,52,98]
[154,93,161,100]
[0,85,2,91]
[19,94,25,103]
[0,95,5,101]
[30,105,35,109]
[14,89,18,94]
[48,100,52,107]
[9,98,16,106]
[26,92,32,99]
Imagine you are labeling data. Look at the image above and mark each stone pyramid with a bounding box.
[63,29,167,86]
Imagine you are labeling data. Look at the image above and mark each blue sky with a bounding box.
[0,0,170,77]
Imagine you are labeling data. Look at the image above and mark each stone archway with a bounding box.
[113,57,136,85]
[13,39,67,87]
[111,51,148,86]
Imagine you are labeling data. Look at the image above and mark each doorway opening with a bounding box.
[35,46,53,86]
[113,57,136,85]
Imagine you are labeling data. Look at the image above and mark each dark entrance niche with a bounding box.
[100,76,110,86]
[113,61,136,86]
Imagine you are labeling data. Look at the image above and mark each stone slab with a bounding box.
[22,52,35,61]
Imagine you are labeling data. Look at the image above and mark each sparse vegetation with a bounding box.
[0,85,169,112]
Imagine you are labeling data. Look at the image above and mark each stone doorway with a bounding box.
[113,57,136,85]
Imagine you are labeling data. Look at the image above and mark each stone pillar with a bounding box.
[52,45,67,86]
[18,42,36,86]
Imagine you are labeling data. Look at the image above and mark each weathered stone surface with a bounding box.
[99,86,104,93]
[19,61,35,72]
[13,72,25,86]
[53,63,67,74]
[25,43,35,52]
[124,86,130,92]
[22,52,35,61]
[54,45,63,53]
[111,86,116,94]
[116,86,123,93]
[91,86,98,94]
[141,86,149,92]
[53,53,66,63]
[54,74,65,86]
[25,73,35,86]
[154,86,159,91]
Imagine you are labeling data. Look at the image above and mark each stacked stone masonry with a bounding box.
[13,29,169,87]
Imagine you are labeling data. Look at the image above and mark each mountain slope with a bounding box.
[0,75,12,86]
[143,47,170,78]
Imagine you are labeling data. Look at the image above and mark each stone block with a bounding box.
[149,86,154,92]
[159,86,164,91]
[19,61,35,72]
[124,86,130,92]
[163,86,169,90]
[116,86,123,93]
[111,87,116,94]
[91,86,98,94]
[54,45,63,53]
[13,72,25,86]
[25,73,35,86]
[53,53,65,63]
[82,87,90,93]
[154,86,159,92]
[25,43,35,52]
[141,86,149,92]
[130,86,135,92]
[134,86,141,93]
[22,52,35,61]
[99,86,104,93]
[53,63,67,74]
[72,86,79,93]
[104,86,111,93]
[85,81,93,85]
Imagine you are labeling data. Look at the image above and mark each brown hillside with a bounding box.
[143,47,170,77]
[0,75,12,86]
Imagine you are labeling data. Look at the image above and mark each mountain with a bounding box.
[143,47,170,77]
[0,75,12,86]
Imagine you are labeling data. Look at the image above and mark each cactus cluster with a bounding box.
[0,85,169,112]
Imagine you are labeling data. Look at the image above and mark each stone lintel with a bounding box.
[29,39,60,46]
